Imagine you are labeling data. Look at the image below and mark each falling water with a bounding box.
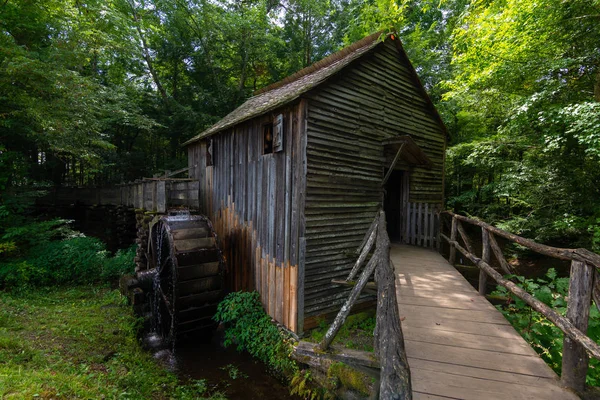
[167,208,191,221]
[151,223,164,339]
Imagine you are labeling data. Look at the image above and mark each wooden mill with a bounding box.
[41,31,600,398]
[183,31,446,334]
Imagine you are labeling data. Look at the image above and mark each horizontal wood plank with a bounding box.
[391,244,578,399]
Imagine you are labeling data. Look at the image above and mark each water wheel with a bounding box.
[147,212,223,346]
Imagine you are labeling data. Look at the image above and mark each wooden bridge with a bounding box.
[394,244,578,399]
[296,211,600,399]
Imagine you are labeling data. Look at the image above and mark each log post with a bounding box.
[561,260,594,393]
[448,216,457,265]
[479,229,490,296]
[374,218,411,399]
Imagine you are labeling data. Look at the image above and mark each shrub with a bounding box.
[213,291,298,378]
[0,237,135,289]
[493,268,600,386]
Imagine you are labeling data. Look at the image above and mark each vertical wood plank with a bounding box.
[424,203,429,247]
[417,202,422,246]
[404,201,410,244]
[429,205,435,248]
[562,260,594,392]
[276,265,283,323]
[411,203,416,245]
[479,228,490,296]
[156,181,166,213]
[269,259,276,318]
[297,237,306,334]
[284,261,290,328]
[290,264,298,332]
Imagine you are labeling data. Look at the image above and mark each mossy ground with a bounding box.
[307,310,376,351]
[0,285,222,399]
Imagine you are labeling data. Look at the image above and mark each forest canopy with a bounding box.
[1,0,599,250]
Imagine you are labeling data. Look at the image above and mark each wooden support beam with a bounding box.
[346,219,378,282]
[448,216,457,265]
[294,341,380,369]
[479,229,490,296]
[441,233,600,360]
[488,232,514,275]
[320,254,378,350]
[456,220,474,255]
[382,143,405,186]
[332,279,377,295]
[562,260,594,392]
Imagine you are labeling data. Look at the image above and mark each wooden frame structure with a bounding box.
[294,211,412,399]
[184,32,448,334]
[440,210,600,393]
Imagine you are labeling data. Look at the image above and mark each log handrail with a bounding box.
[440,210,600,393]
[295,211,412,399]
[444,211,600,268]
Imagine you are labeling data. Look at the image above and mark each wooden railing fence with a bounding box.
[293,211,412,399]
[440,210,600,393]
[39,179,200,212]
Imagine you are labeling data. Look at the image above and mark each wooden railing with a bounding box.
[293,211,412,399]
[38,179,199,212]
[440,211,600,393]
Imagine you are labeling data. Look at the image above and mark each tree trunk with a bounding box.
[128,0,169,104]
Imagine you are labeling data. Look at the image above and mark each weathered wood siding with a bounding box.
[302,40,446,329]
[187,101,307,333]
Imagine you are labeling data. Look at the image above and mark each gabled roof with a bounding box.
[183,31,446,146]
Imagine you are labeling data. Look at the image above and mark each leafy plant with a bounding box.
[290,370,334,400]
[213,291,298,378]
[492,268,600,386]
[220,364,248,380]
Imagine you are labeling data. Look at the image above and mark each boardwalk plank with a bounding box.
[391,244,578,399]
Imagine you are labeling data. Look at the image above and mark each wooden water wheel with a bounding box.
[148,213,223,346]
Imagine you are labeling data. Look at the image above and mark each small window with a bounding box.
[263,123,273,154]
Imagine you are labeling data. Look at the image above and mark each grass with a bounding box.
[0,285,223,399]
[307,310,376,352]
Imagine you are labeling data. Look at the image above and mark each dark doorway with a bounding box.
[384,170,405,242]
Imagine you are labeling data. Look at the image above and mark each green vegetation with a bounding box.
[308,311,376,352]
[3,0,599,251]
[492,269,600,386]
[0,285,222,399]
[220,364,248,380]
[213,291,298,378]
[0,217,135,290]
[214,291,334,399]
[327,362,371,397]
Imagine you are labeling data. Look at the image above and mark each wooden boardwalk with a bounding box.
[391,244,580,399]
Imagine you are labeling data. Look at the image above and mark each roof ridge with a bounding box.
[253,30,387,96]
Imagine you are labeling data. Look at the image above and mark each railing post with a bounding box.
[479,229,490,296]
[561,260,594,392]
[448,216,457,265]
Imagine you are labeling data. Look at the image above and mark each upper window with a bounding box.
[263,124,273,154]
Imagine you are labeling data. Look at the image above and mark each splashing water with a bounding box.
[167,209,191,221]
[152,223,164,337]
